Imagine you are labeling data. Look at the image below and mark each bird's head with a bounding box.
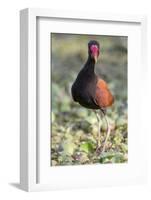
[88,40,100,63]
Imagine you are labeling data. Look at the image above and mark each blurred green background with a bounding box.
[51,33,128,166]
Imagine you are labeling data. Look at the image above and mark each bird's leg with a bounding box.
[94,110,102,151]
[100,110,111,153]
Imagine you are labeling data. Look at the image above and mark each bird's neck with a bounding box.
[83,56,95,75]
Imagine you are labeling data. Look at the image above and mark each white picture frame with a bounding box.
[20,8,147,191]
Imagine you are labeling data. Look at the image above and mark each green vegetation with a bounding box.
[51,33,128,166]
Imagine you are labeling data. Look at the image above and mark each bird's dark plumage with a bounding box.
[71,40,114,111]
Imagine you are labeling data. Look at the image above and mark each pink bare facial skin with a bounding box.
[90,44,100,62]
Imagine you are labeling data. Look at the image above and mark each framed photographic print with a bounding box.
[20,8,147,191]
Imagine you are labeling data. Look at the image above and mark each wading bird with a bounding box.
[71,40,114,153]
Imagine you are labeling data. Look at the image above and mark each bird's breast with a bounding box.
[71,78,99,109]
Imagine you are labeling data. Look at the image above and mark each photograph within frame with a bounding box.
[50,33,128,167]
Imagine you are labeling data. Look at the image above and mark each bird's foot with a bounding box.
[95,145,102,155]
[95,142,107,155]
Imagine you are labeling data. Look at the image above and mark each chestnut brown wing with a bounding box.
[95,79,114,108]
